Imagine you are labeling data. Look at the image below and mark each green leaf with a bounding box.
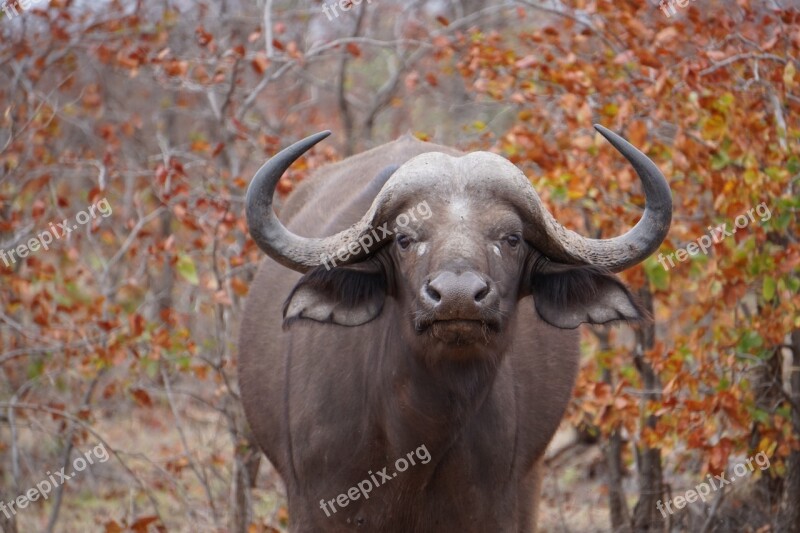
[764,166,786,181]
[713,92,735,113]
[762,277,776,301]
[787,155,800,174]
[711,150,730,170]
[645,255,670,291]
[752,408,770,424]
[177,254,199,285]
[786,276,800,293]
[742,168,760,185]
[27,358,45,380]
[777,405,792,420]
[143,357,160,379]
[737,331,763,352]
[602,103,619,117]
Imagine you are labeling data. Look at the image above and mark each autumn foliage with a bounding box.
[0,0,798,532]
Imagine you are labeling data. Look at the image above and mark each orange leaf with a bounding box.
[231,277,249,297]
[131,516,159,533]
[252,52,270,74]
[104,521,124,533]
[131,388,153,408]
[346,42,361,57]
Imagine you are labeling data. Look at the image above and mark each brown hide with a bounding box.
[239,133,662,532]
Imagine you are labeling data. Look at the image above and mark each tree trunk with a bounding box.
[631,286,665,532]
[750,307,785,517]
[231,417,262,533]
[780,330,800,533]
[597,326,632,532]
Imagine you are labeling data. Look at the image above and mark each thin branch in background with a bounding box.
[161,368,221,528]
[264,0,275,60]
[699,53,795,77]
[45,376,101,533]
[0,401,165,525]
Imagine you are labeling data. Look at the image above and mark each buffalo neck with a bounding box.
[367,317,507,460]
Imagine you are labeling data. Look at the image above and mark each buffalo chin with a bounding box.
[417,319,499,346]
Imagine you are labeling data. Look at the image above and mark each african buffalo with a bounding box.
[238,125,671,532]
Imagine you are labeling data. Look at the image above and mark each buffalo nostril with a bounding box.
[474,283,490,303]
[424,282,441,303]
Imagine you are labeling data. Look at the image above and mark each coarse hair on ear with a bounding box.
[527,255,648,329]
[283,256,388,328]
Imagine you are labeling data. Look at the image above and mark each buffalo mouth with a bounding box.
[415,318,500,345]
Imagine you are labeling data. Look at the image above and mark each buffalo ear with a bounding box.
[283,259,387,328]
[529,261,646,330]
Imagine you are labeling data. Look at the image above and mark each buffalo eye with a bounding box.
[505,234,521,248]
[396,234,412,250]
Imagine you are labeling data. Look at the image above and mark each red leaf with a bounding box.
[346,42,361,57]
[252,52,270,74]
[131,388,153,408]
[131,516,159,533]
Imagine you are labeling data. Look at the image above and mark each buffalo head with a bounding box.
[245,126,671,361]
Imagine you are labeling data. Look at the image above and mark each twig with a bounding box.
[45,376,101,533]
[0,401,165,525]
[699,487,725,533]
[161,369,221,527]
[516,0,622,53]
[263,0,274,59]
[699,53,794,76]
[101,206,165,280]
